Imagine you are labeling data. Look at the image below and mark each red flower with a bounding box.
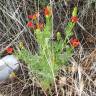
[27,21,34,28]
[6,47,13,54]
[44,6,52,17]
[28,12,39,20]
[28,15,33,19]
[71,16,78,23]
[70,38,80,47]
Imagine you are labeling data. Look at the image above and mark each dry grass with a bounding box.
[0,0,96,96]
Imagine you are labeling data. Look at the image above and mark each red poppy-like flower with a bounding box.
[70,38,80,47]
[27,21,34,28]
[71,16,78,23]
[28,15,33,19]
[44,6,52,17]
[28,12,39,20]
[6,47,13,54]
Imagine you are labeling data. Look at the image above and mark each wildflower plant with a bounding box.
[16,6,80,89]
[6,47,13,54]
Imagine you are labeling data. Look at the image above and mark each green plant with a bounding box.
[16,6,78,89]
